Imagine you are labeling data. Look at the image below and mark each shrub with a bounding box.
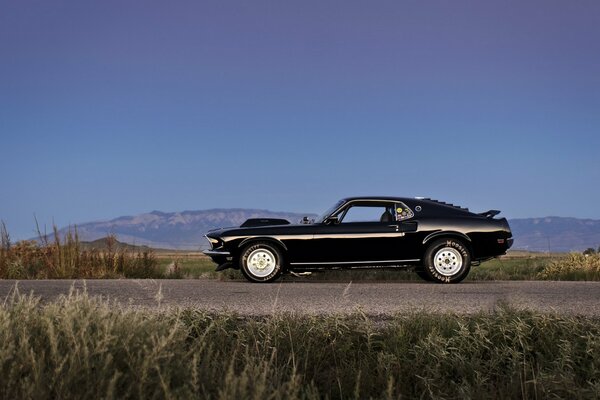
[0,222,162,279]
[538,252,600,281]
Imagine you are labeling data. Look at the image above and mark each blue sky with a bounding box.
[1,0,599,239]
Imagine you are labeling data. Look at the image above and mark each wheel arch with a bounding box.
[238,236,288,255]
[422,231,473,255]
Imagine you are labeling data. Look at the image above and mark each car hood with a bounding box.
[206,223,313,238]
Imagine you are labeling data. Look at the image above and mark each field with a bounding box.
[1,290,599,399]
[153,251,600,282]
[2,224,599,281]
[155,252,219,278]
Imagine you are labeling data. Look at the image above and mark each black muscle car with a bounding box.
[204,197,513,283]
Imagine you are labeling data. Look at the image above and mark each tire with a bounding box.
[423,238,471,283]
[239,241,284,283]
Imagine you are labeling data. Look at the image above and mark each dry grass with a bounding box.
[0,289,599,399]
[538,253,600,281]
[0,223,162,279]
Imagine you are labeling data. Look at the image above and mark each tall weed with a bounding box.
[0,290,598,399]
[0,223,162,279]
[539,253,600,281]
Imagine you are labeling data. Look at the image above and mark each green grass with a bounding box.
[159,252,600,282]
[156,257,217,278]
[155,256,243,280]
[468,256,556,281]
[1,289,599,399]
[153,253,557,282]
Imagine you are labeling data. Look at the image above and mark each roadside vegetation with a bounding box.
[2,222,600,281]
[1,289,599,399]
[539,252,600,281]
[469,255,556,281]
[0,223,164,279]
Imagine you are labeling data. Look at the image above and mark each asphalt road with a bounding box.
[2,280,600,316]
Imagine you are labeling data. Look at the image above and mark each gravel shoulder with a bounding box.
[1,280,599,316]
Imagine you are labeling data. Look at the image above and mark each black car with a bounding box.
[204,197,513,283]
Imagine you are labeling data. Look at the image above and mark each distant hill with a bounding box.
[79,237,154,251]
[509,217,600,252]
[51,210,600,252]
[55,209,317,250]
[78,237,184,253]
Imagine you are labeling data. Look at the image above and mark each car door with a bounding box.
[309,201,406,263]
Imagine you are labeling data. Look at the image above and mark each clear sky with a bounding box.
[1,0,599,239]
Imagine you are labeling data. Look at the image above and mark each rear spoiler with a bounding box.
[478,210,501,218]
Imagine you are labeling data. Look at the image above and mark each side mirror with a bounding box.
[301,216,313,224]
[324,215,339,225]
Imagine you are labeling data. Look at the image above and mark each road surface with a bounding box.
[1,280,599,316]
[2,279,600,316]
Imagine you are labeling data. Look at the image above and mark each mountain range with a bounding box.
[55,209,317,250]
[508,217,600,252]
[52,209,600,252]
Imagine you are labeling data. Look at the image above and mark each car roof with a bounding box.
[340,196,472,213]
[341,196,412,203]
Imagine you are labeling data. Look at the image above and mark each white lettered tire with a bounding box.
[239,242,284,283]
[423,238,471,283]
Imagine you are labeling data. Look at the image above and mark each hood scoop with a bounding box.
[240,218,291,227]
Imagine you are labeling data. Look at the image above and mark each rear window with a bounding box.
[395,203,414,221]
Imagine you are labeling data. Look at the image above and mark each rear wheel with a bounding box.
[415,269,433,282]
[239,242,284,283]
[423,238,471,283]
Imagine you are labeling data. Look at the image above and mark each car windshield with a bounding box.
[316,200,345,223]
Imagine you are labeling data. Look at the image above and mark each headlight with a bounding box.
[205,236,221,249]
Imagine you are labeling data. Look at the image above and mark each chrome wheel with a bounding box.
[433,247,463,276]
[246,248,277,277]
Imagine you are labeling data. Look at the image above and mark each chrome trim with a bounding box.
[204,234,220,244]
[313,233,405,239]
[328,199,415,223]
[203,250,231,256]
[229,233,406,242]
[290,258,420,265]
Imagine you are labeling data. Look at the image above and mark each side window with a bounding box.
[395,203,414,221]
[339,205,394,223]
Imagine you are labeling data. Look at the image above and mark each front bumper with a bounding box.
[203,249,235,271]
[203,249,231,257]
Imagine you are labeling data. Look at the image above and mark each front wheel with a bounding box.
[239,242,284,283]
[423,238,471,283]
